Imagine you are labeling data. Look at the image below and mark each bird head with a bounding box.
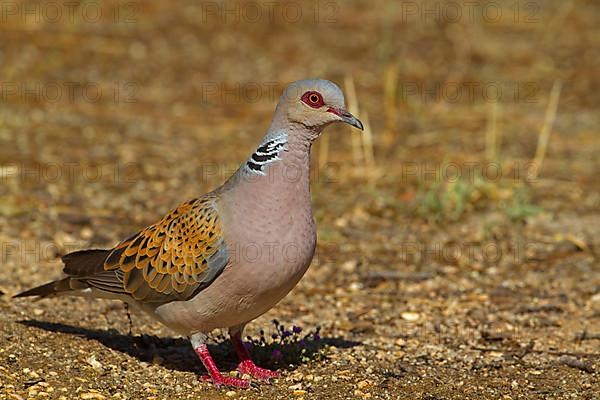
[276,79,363,137]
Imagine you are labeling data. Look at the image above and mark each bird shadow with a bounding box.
[18,320,361,374]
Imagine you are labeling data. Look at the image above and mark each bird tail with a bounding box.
[13,278,75,298]
[14,249,111,299]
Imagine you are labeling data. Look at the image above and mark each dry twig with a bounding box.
[559,356,594,373]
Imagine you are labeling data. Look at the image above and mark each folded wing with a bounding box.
[69,195,228,303]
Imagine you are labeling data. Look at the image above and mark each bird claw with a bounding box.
[200,374,250,389]
[237,360,279,381]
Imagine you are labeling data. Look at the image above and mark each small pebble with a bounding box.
[400,312,420,322]
[86,355,103,372]
[357,380,372,389]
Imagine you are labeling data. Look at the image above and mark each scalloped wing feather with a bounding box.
[101,196,228,302]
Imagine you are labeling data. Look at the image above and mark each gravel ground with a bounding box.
[1,0,599,399]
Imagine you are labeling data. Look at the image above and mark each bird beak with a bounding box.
[327,108,364,131]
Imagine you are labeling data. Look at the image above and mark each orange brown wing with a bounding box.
[96,196,228,302]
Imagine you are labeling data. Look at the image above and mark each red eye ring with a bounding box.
[301,91,325,108]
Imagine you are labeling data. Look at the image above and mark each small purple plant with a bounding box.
[240,321,324,368]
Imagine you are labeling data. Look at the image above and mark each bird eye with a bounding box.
[301,91,324,108]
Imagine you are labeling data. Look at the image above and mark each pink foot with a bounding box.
[230,330,279,381]
[237,359,279,380]
[200,373,250,388]
[193,340,250,389]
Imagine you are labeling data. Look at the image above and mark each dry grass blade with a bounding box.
[532,80,562,180]
[344,74,363,166]
[361,111,377,187]
[383,63,399,146]
[485,101,501,162]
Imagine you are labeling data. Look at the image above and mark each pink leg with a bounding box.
[230,329,279,380]
[191,334,249,389]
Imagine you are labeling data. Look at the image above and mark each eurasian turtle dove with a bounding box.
[15,79,364,388]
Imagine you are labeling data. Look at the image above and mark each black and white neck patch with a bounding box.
[245,131,288,175]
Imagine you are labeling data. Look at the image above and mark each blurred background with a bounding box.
[1,0,599,398]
